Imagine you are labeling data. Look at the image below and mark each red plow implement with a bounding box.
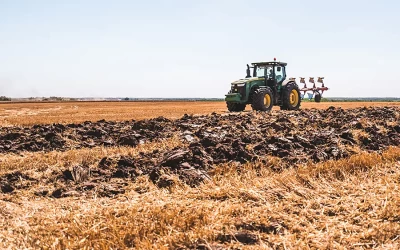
[299,77,329,103]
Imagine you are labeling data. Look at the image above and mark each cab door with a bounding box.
[275,66,286,84]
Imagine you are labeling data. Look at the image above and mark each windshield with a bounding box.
[255,67,265,77]
[255,66,273,78]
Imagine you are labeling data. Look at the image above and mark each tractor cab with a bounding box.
[247,61,287,84]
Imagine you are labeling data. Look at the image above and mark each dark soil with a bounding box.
[0,117,176,153]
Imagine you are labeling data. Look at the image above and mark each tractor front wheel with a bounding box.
[281,82,301,110]
[227,102,246,112]
[251,87,274,112]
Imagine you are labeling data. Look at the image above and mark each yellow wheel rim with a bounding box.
[289,89,299,107]
[264,94,271,107]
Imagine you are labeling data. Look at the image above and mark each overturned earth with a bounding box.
[0,106,399,198]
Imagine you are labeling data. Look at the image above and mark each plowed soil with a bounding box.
[1,104,400,249]
[1,106,399,198]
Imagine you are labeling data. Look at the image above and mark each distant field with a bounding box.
[0,101,399,126]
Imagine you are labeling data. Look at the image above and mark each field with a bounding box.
[1,101,400,126]
[1,101,400,249]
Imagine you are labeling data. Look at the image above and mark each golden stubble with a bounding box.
[0,145,399,249]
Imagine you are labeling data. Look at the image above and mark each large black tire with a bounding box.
[314,92,322,103]
[281,82,301,110]
[251,87,274,112]
[226,102,246,112]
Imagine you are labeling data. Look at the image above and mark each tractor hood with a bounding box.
[231,77,264,85]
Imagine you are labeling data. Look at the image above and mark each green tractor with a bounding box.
[225,59,301,112]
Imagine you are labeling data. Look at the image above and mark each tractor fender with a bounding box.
[281,79,297,87]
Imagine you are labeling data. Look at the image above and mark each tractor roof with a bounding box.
[251,61,287,67]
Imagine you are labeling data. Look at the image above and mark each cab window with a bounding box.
[275,66,285,82]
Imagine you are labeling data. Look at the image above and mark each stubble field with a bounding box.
[0,101,400,249]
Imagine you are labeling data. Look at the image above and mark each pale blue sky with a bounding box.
[1,0,399,98]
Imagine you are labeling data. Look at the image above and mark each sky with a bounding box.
[0,0,399,98]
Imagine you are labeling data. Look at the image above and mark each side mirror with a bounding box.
[277,67,282,72]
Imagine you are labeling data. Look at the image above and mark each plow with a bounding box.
[225,58,329,112]
[299,77,329,103]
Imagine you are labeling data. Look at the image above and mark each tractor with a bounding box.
[225,59,301,112]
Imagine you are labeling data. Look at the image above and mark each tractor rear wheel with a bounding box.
[314,92,322,103]
[251,87,274,112]
[226,102,246,112]
[281,82,301,110]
